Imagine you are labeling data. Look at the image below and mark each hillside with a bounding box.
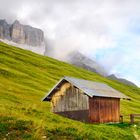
[0,42,140,140]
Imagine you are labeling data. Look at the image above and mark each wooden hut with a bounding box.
[42,76,130,123]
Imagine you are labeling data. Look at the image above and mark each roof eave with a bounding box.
[42,76,131,101]
[42,97,51,101]
[41,77,66,102]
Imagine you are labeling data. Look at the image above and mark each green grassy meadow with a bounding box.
[0,42,140,140]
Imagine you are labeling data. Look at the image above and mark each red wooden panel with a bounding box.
[89,97,100,123]
[89,97,120,123]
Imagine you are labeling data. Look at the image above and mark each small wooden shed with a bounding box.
[42,76,129,123]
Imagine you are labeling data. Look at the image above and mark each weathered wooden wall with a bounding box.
[89,97,120,123]
[51,82,89,112]
[51,82,89,122]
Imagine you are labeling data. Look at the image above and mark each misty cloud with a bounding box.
[0,0,140,85]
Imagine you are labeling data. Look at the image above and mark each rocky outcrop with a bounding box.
[0,19,10,40]
[24,25,44,46]
[0,19,44,46]
[10,20,26,44]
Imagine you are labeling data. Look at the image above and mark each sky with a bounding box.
[0,0,140,86]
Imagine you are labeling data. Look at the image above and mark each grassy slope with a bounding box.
[0,42,140,140]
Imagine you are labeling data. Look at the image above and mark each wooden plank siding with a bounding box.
[51,82,89,122]
[51,82,89,112]
[89,97,120,123]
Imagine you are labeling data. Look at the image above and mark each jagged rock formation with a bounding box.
[107,74,137,87]
[0,19,10,40]
[0,19,45,54]
[23,25,44,46]
[67,51,107,76]
[11,20,26,44]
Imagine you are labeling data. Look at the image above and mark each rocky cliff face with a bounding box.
[24,25,44,46]
[0,19,11,40]
[0,19,45,54]
[10,20,26,44]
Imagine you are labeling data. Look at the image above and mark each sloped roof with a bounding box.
[42,76,130,101]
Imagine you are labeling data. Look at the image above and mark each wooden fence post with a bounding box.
[120,115,123,123]
[130,114,134,124]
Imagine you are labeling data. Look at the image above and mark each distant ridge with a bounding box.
[67,51,107,76]
[107,74,137,87]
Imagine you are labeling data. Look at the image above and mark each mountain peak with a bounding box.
[67,51,107,76]
[0,19,6,23]
[13,20,20,25]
